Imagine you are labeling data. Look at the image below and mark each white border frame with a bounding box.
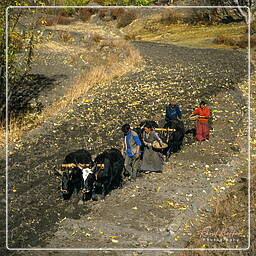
[5,5,251,251]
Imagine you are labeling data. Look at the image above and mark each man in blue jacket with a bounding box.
[121,124,141,181]
[165,99,182,122]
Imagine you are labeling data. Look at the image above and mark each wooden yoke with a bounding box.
[61,163,104,168]
[154,128,176,132]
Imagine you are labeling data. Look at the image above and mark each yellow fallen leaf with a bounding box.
[132,207,138,210]
[12,189,17,192]
[184,224,190,229]
[166,201,175,207]
[213,187,220,193]
[111,239,119,243]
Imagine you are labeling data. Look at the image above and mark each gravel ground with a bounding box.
[1,40,249,256]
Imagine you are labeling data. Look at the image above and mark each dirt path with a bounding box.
[2,41,249,255]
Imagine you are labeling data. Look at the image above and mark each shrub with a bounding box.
[251,35,256,48]
[56,15,73,25]
[117,10,137,28]
[79,8,95,22]
[58,32,74,42]
[64,0,90,5]
[119,0,155,5]
[91,33,104,43]
[160,9,180,25]
[213,34,255,49]
[214,34,236,46]
[40,15,73,26]
[110,8,125,20]
[63,0,90,15]
[98,8,111,20]
[10,31,24,52]
[251,21,256,35]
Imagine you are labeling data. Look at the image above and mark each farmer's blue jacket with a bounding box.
[165,104,182,122]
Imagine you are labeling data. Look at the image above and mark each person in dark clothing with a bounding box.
[140,122,164,173]
[165,99,182,122]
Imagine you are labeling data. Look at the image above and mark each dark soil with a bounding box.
[1,41,249,256]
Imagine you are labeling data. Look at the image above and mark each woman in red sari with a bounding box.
[189,101,210,141]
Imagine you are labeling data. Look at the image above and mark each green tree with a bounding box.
[117,0,155,5]
[0,0,44,120]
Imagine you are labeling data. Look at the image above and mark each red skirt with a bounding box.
[196,121,209,141]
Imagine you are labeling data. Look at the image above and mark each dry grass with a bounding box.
[124,33,138,41]
[58,32,74,43]
[177,68,256,254]
[0,40,142,148]
[124,15,248,49]
[214,34,256,49]
[0,123,5,149]
[91,33,104,43]
[56,15,73,25]
[40,15,73,26]
[181,181,249,251]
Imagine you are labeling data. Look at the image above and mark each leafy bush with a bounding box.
[94,0,118,4]
[119,0,155,5]
[0,1,46,120]
[64,0,90,5]
[63,0,90,15]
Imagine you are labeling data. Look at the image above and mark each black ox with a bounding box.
[82,148,124,201]
[60,149,93,200]
[162,120,185,159]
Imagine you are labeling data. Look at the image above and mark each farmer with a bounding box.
[165,99,182,122]
[121,124,141,181]
[189,101,210,141]
[140,122,164,173]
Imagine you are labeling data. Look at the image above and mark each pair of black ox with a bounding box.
[135,120,185,160]
[60,148,124,201]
